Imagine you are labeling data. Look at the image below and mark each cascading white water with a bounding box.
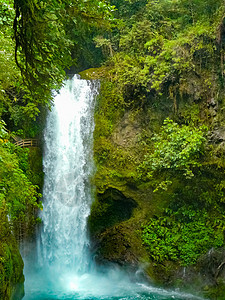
[23,75,204,300]
[38,75,97,275]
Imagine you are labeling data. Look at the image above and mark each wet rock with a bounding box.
[198,248,225,284]
[207,98,217,109]
[112,112,140,147]
[209,127,225,144]
[207,98,218,118]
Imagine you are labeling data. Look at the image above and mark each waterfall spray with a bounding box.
[38,75,97,276]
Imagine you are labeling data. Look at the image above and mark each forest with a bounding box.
[0,0,225,299]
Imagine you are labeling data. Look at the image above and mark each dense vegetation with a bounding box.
[1,0,225,298]
[88,0,225,298]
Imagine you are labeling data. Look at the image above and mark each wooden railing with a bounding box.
[14,139,39,148]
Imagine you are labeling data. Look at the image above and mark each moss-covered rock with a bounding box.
[88,63,225,297]
[0,207,24,300]
[89,188,137,235]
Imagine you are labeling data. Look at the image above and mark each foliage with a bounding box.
[13,0,115,102]
[13,0,72,105]
[142,209,224,266]
[106,0,225,104]
[0,121,42,239]
[0,0,115,135]
[0,1,20,115]
[139,118,207,189]
[0,0,42,134]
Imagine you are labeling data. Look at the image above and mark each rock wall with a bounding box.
[82,68,225,299]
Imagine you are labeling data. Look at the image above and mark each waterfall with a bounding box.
[38,75,97,276]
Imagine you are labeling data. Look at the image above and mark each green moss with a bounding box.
[79,67,110,80]
[204,281,225,300]
[0,207,24,300]
[94,217,150,266]
[91,76,172,266]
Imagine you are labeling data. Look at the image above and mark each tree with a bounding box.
[13,0,114,105]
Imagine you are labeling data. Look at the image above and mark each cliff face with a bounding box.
[82,58,225,299]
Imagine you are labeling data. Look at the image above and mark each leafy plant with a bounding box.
[139,118,207,188]
[142,210,224,266]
